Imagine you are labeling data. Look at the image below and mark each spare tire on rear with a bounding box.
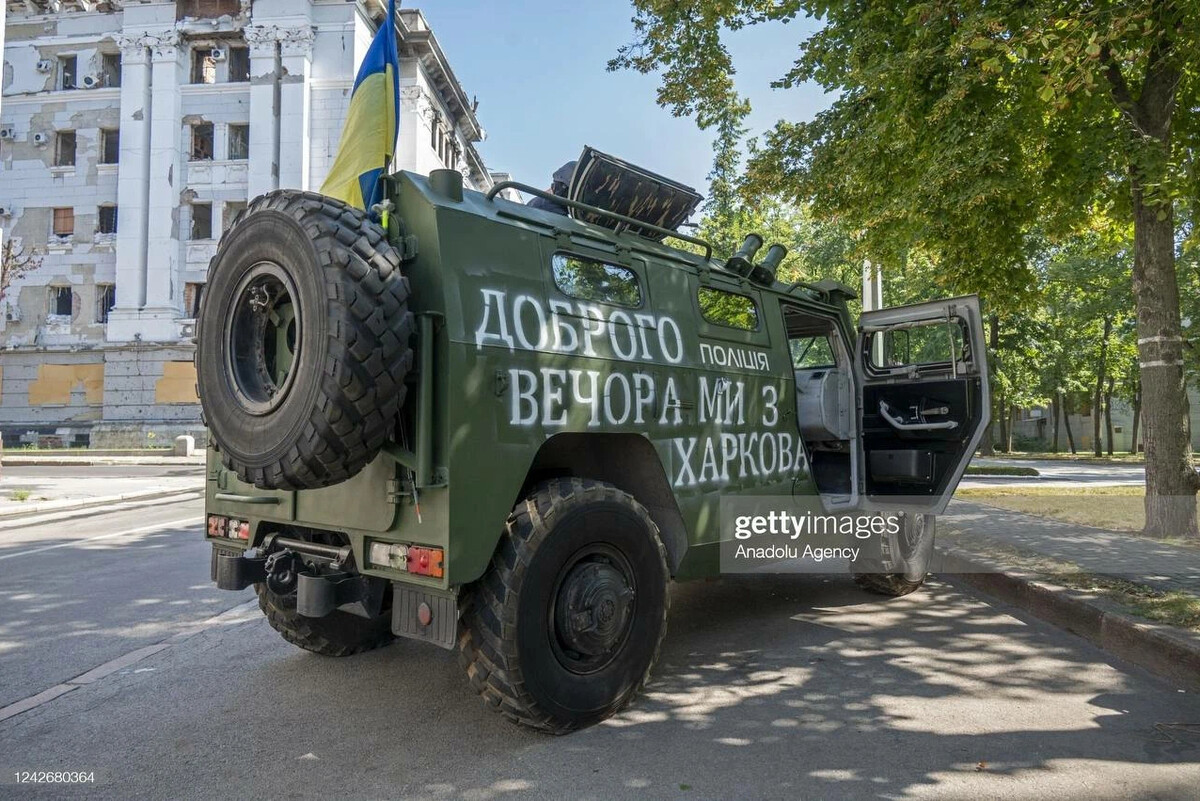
[196,190,414,490]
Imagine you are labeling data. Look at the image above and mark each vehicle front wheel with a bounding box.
[852,513,935,597]
[457,478,670,734]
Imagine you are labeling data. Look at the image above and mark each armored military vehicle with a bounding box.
[197,149,988,733]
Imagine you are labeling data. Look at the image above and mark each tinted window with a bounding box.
[698,287,758,331]
[552,253,642,307]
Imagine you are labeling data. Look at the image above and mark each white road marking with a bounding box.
[0,517,199,561]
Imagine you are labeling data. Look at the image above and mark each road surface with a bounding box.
[961,458,1146,489]
[1,498,1198,799]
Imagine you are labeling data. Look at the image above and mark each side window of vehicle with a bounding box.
[698,287,759,331]
[552,252,642,308]
[789,335,836,369]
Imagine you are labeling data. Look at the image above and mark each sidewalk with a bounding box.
[943,499,1200,594]
[1,454,206,467]
[0,471,203,519]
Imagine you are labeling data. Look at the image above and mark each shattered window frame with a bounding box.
[190,123,215,161]
[96,284,116,323]
[58,55,77,90]
[54,131,77,167]
[191,203,214,241]
[52,207,75,238]
[100,128,120,164]
[98,205,119,235]
[191,48,218,85]
[100,53,122,88]
[228,46,250,83]
[49,286,73,317]
[227,124,249,160]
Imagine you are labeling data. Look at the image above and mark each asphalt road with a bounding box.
[2,499,1199,800]
[961,459,1146,489]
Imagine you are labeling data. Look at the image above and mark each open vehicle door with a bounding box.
[857,295,990,513]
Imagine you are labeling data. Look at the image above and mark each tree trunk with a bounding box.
[998,396,1010,453]
[1052,391,1061,453]
[1093,316,1112,457]
[1130,379,1142,455]
[1063,394,1077,454]
[980,314,1000,456]
[1101,34,1200,536]
[1105,375,1115,456]
[1130,168,1200,537]
[1007,404,1017,452]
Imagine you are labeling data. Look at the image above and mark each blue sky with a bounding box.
[418,1,833,198]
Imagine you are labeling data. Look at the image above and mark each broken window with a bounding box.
[52,207,74,238]
[101,53,122,88]
[59,55,77,90]
[223,200,247,231]
[228,124,249,160]
[228,46,250,82]
[184,282,206,318]
[49,286,73,317]
[190,123,214,161]
[96,284,116,323]
[191,48,217,84]
[177,0,241,20]
[100,129,120,164]
[191,203,213,240]
[54,131,76,167]
[98,206,118,235]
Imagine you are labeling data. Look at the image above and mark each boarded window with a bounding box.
[50,286,73,316]
[100,129,120,164]
[177,0,241,20]
[96,284,116,323]
[59,55,77,90]
[52,207,74,237]
[191,123,214,161]
[191,49,217,84]
[228,124,249,160]
[191,203,213,240]
[551,253,642,308]
[228,46,250,82]
[698,287,759,331]
[101,53,122,87]
[223,200,247,231]
[54,131,76,166]
[98,206,118,235]
[184,282,206,317]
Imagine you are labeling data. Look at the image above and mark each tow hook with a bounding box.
[264,550,302,596]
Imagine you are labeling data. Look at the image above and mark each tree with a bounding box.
[611,0,1200,537]
[0,236,41,307]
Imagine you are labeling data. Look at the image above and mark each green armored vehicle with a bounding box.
[197,149,988,733]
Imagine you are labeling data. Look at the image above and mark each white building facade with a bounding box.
[0,0,501,447]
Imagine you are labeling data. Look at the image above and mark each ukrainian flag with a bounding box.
[320,0,400,210]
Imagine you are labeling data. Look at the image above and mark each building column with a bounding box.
[106,34,152,342]
[245,25,280,198]
[278,28,315,190]
[139,31,184,339]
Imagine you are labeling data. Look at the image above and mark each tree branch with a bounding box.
[1099,43,1142,133]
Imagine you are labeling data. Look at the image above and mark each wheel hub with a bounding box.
[226,262,301,415]
[553,554,635,673]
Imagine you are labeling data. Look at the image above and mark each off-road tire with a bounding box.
[457,478,670,734]
[852,513,935,597]
[255,582,394,657]
[196,190,414,490]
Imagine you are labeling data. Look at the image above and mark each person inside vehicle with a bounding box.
[527,160,576,215]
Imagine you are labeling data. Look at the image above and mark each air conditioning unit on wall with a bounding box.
[32,132,49,146]
[0,126,15,140]
[81,74,102,89]
[210,48,227,61]
[0,207,12,217]
[36,59,54,73]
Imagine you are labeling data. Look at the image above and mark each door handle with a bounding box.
[879,400,959,431]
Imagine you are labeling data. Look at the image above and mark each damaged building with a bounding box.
[1,0,511,447]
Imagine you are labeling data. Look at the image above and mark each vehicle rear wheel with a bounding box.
[196,190,414,490]
[852,513,935,597]
[255,582,394,657]
[457,478,670,734]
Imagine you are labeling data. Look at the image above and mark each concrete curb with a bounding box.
[0,487,204,521]
[934,547,1200,691]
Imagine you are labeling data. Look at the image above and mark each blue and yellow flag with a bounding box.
[320,0,400,210]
